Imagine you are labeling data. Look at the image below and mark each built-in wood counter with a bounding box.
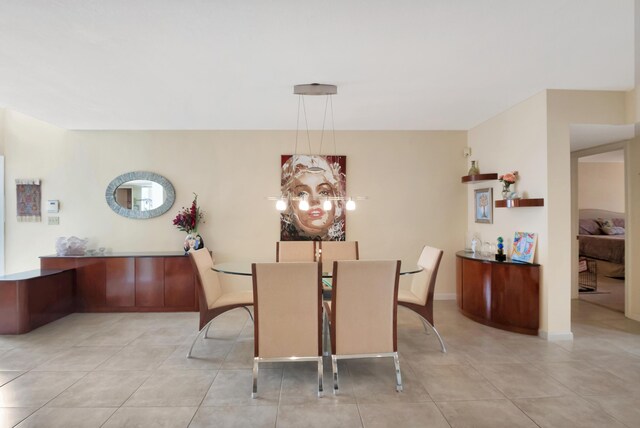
[0,269,74,334]
[456,251,540,335]
[40,252,197,312]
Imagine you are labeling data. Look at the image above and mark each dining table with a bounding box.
[212,261,423,278]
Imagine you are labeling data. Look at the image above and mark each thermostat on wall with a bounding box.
[47,200,59,213]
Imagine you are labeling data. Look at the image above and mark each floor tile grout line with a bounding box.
[508,397,545,428]
[185,369,219,427]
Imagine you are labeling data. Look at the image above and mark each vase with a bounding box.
[502,184,511,199]
[467,160,479,176]
[184,233,205,254]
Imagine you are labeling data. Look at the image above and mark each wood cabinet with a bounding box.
[40,252,197,312]
[0,269,75,334]
[456,251,539,335]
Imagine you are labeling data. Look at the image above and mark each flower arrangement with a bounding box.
[498,171,518,190]
[172,193,205,234]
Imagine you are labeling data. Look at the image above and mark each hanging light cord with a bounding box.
[301,95,312,155]
[318,94,330,156]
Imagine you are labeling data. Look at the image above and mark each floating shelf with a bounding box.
[495,198,544,208]
[461,173,498,183]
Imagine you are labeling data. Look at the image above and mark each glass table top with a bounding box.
[212,261,423,277]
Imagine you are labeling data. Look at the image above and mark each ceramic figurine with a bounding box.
[495,236,506,262]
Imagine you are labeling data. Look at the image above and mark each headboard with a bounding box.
[579,209,624,220]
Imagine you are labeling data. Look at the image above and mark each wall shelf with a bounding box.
[461,173,498,183]
[495,198,544,208]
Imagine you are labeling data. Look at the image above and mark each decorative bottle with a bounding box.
[468,160,479,176]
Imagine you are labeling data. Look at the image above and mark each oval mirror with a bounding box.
[105,171,175,219]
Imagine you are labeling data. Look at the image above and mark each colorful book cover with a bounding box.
[511,232,537,263]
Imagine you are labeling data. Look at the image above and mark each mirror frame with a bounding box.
[105,171,176,219]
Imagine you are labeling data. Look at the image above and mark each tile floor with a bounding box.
[0,300,639,427]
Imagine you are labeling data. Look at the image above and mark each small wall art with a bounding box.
[511,232,537,263]
[16,179,41,222]
[474,188,493,224]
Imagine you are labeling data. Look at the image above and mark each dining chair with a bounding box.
[276,241,317,262]
[318,241,359,272]
[324,259,402,393]
[251,262,324,398]
[397,245,446,353]
[187,248,253,358]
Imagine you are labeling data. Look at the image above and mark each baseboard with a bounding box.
[434,293,456,301]
[538,330,574,341]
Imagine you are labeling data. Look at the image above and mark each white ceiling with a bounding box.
[0,0,634,130]
[578,149,625,163]
[570,123,636,152]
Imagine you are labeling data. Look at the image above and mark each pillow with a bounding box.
[612,218,625,228]
[579,219,601,235]
[597,218,625,235]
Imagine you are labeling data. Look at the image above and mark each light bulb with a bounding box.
[275,199,287,211]
[323,199,332,210]
[346,198,356,211]
[299,199,310,211]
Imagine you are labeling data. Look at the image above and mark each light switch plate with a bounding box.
[48,216,60,225]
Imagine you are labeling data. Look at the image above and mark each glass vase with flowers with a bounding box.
[498,171,518,199]
[172,193,206,253]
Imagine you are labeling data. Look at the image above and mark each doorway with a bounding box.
[576,150,625,312]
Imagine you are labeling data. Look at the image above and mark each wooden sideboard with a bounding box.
[0,269,75,334]
[456,251,540,335]
[40,252,198,312]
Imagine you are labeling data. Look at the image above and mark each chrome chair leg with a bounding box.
[187,319,214,358]
[421,316,447,353]
[332,355,339,394]
[317,357,324,397]
[393,352,403,392]
[252,358,259,399]
[242,306,254,322]
[419,317,431,335]
[322,310,331,357]
[203,320,213,339]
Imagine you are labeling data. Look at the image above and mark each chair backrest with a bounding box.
[319,241,359,272]
[331,260,400,355]
[252,262,322,359]
[189,248,223,310]
[410,246,444,306]
[276,241,317,262]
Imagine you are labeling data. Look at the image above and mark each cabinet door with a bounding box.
[105,258,135,307]
[135,258,165,307]
[461,258,492,320]
[491,263,539,331]
[74,258,106,310]
[164,257,196,309]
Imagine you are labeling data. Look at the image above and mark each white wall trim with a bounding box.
[538,330,574,341]
[435,293,456,301]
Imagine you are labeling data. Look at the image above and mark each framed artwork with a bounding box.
[280,154,347,241]
[474,188,493,224]
[16,179,42,222]
[511,232,537,263]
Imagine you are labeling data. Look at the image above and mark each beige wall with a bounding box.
[578,162,625,213]
[550,90,627,335]
[626,132,640,320]
[467,91,550,328]
[468,89,628,338]
[3,110,467,298]
[0,108,5,155]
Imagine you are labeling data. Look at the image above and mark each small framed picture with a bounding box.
[474,188,493,224]
[511,232,537,263]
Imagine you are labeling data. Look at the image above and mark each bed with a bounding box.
[578,209,625,278]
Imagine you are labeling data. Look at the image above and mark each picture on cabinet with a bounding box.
[511,232,537,263]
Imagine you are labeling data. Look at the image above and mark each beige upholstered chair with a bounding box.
[318,241,359,273]
[398,245,446,353]
[187,248,253,358]
[251,262,324,398]
[324,260,402,393]
[276,241,317,262]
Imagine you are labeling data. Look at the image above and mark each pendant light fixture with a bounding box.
[269,83,367,211]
